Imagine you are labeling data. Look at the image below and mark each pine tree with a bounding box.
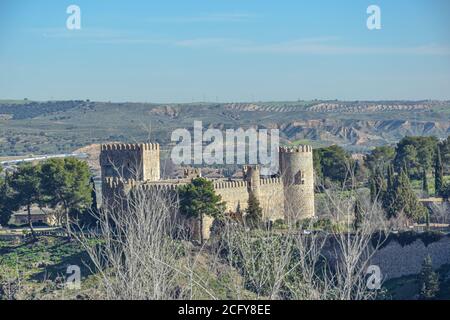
[435,147,444,197]
[10,164,42,240]
[419,255,440,300]
[245,193,263,230]
[179,178,226,244]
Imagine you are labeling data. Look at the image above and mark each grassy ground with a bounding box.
[0,236,99,299]
[411,175,450,196]
[0,236,254,300]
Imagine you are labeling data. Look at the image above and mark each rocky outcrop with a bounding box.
[279,119,450,146]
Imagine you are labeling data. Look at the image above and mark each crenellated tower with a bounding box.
[279,145,315,222]
[100,143,161,204]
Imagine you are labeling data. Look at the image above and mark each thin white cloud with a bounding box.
[33,27,170,45]
[174,36,450,55]
[235,40,450,55]
[32,27,450,55]
[174,38,244,48]
[148,13,255,23]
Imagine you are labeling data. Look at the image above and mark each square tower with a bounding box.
[100,143,160,182]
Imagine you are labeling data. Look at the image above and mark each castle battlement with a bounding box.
[213,180,248,190]
[279,145,313,153]
[260,177,282,185]
[140,183,180,192]
[101,143,160,151]
[104,177,138,188]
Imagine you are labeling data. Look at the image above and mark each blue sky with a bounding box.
[1,0,450,102]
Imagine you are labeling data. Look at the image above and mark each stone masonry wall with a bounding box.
[259,178,285,221]
[371,236,450,280]
[214,181,249,213]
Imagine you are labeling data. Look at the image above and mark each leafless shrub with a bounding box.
[75,183,217,300]
[317,163,390,300]
[73,154,390,300]
[0,270,23,300]
[430,202,450,224]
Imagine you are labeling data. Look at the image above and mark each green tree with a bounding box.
[0,169,15,227]
[365,145,396,175]
[236,201,242,215]
[394,136,438,179]
[40,158,92,236]
[389,168,427,221]
[312,149,323,181]
[419,255,440,300]
[386,164,395,192]
[369,177,377,203]
[178,178,225,244]
[245,193,263,230]
[76,177,99,228]
[89,177,98,214]
[369,167,386,203]
[440,182,450,200]
[353,197,363,231]
[9,164,42,239]
[422,168,429,196]
[382,164,396,214]
[439,136,450,173]
[434,146,444,197]
[315,145,353,186]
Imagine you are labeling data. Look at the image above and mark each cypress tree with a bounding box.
[369,177,377,203]
[435,147,444,197]
[391,168,427,221]
[386,164,395,191]
[353,198,363,231]
[370,167,386,203]
[236,201,241,214]
[422,169,429,196]
[419,255,440,300]
[384,165,395,206]
[245,193,263,230]
[425,210,430,230]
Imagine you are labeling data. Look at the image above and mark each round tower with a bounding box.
[279,145,315,222]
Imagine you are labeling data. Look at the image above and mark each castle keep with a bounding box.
[100,143,315,226]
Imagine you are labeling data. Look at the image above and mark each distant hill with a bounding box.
[0,100,449,156]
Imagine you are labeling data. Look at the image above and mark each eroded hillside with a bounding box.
[0,100,449,156]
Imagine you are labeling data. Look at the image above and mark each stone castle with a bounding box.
[100,143,315,233]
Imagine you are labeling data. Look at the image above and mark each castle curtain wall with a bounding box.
[259,179,285,221]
